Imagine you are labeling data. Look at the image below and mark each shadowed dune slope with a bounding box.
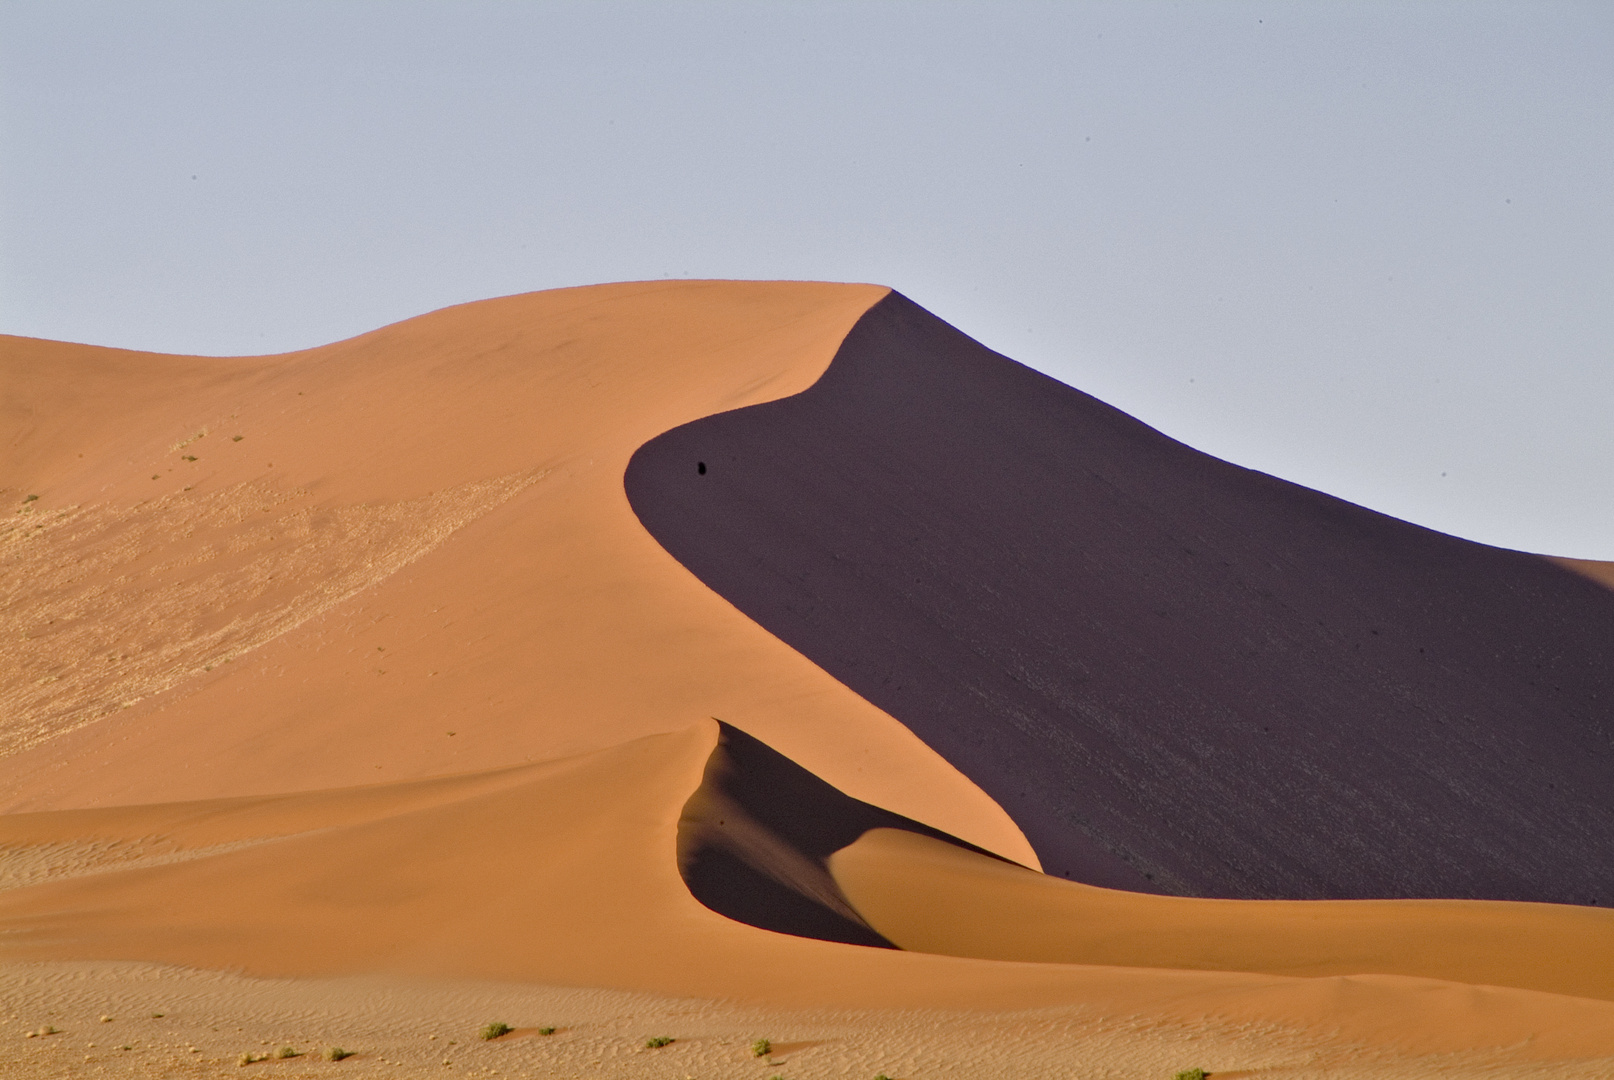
[626,291,1614,903]
[0,280,1034,870]
[5,719,1614,1062]
[678,721,1013,948]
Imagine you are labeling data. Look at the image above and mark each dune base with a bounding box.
[5,960,1613,1080]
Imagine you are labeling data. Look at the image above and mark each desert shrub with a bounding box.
[537,1027,556,1036]
[480,1023,512,1041]
[752,1038,772,1057]
[238,1052,265,1066]
[1174,1070,1208,1080]
[276,1046,300,1059]
[644,1036,674,1049]
[324,1047,354,1061]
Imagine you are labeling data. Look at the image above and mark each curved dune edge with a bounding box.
[830,827,1614,1002]
[678,721,1019,948]
[675,724,1614,1004]
[0,279,1034,869]
[1551,555,1614,593]
[1,719,1612,1061]
[625,290,1614,903]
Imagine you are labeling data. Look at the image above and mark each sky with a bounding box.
[3,1,1611,557]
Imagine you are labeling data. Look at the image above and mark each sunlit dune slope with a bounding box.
[830,828,1614,1001]
[4,720,1614,1061]
[0,280,1031,867]
[627,290,1614,904]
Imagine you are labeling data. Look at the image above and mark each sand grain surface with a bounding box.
[6,282,1614,1076]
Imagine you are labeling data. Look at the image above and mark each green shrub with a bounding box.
[480,1023,512,1041]
[644,1036,674,1049]
[752,1038,772,1057]
[537,1027,556,1036]
[276,1046,299,1059]
[1174,1070,1208,1080]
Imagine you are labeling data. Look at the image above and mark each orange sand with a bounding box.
[4,282,1614,1068]
[0,280,1029,866]
[4,720,1614,1061]
[831,827,1614,1000]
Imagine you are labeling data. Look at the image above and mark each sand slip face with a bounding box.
[627,290,1614,904]
[0,280,1032,867]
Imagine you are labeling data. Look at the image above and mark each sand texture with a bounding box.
[5,281,1614,1074]
[627,290,1614,903]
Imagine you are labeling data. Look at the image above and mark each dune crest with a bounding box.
[627,289,1614,904]
[678,721,1022,949]
[0,281,1034,871]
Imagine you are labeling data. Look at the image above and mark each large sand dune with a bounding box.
[628,290,1614,904]
[4,281,1614,1071]
[0,280,1025,865]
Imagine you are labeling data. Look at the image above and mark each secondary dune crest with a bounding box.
[829,827,1614,1001]
[678,725,1614,1001]
[677,721,1018,949]
[3,719,1614,1062]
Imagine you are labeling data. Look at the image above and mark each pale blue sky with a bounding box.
[3,2,1611,556]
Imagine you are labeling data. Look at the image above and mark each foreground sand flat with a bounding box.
[7,961,1614,1080]
[5,281,1614,1075]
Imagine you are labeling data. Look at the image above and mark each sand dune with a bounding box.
[0,281,1030,867]
[628,290,1614,904]
[5,719,1614,1064]
[5,281,1614,1071]
[832,827,1614,1000]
